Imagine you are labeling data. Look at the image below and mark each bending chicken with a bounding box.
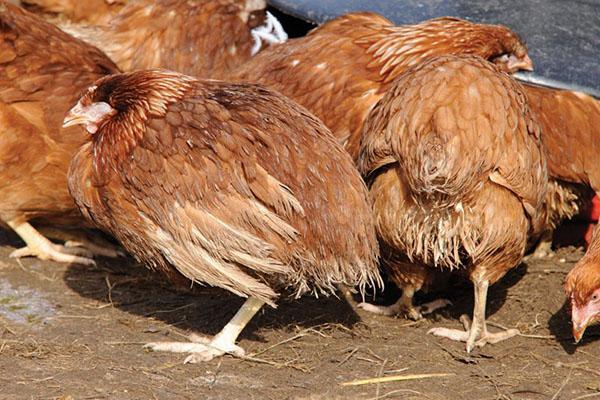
[565,227,600,343]
[230,12,533,160]
[358,55,547,351]
[0,1,120,264]
[64,69,381,362]
[60,0,287,79]
[523,84,600,342]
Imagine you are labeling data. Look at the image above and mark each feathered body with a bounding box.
[525,85,599,232]
[67,70,380,305]
[525,85,600,189]
[523,84,600,342]
[65,69,381,362]
[61,0,279,79]
[358,55,547,351]
[21,0,126,24]
[0,1,119,263]
[230,12,532,160]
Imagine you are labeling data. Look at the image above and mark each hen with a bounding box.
[357,55,547,351]
[565,227,600,343]
[0,1,120,264]
[64,69,381,362]
[523,84,600,342]
[230,12,533,160]
[60,0,287,79]
[21,0,126,24]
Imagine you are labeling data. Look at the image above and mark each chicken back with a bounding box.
[65,69,381,362]
[358,55,547,352]
[21,0,126,24]
[0,1,120,264]
[230,12,533,160]
[61,0,287,79]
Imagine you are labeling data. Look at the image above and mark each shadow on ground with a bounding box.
[63,257,363,345]
[354,262,529,324]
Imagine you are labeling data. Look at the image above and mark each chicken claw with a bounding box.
[8,221,96,265]
[428,314,519,351]
[358,285,451,320]
[39,226,125,258]
[145,333,245,363]
[529,234,554,259]
[427,281,519,352]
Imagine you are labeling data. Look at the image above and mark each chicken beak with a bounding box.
[508,54,534,72]
[572,322,587,344]
[62,104,88,128]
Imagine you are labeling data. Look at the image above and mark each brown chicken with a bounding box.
[21,0,126,24]
[60,0,287,79]
[565,227,600,343]
[0,1,121,264]
[357,55,547,352]
[230,12,533,160]
[64,69,381,362]
[523,84,600,342]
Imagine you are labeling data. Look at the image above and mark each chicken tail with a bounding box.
[402,129,485,207]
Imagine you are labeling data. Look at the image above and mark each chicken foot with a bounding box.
[145,297,264,363]
[529,230,555,259]
[8,220,96,265]
[427,280,519,352]
[38,226,125,258]
[357,286,451,320]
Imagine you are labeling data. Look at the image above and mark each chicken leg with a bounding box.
[427,280,519,352]
[37,226,125,258]
[358,286,451,320]
[145,297,265,363]
[8,220,96,265]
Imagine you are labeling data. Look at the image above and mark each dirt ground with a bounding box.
[0,228,598,400]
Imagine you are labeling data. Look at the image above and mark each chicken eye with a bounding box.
[592,294,599,302]
[498,54,509,62]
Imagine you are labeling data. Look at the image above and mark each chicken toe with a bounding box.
[8,221,96,265]
[144,336,245,363]
[427,327,470,342]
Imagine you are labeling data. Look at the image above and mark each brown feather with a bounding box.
[0,1,118,228]
[358,55,547,294]
[68,70,381,306]
[60,0,271,78]
[21,0,126,24]
[229,12,531,160]
[523,85,600,310]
